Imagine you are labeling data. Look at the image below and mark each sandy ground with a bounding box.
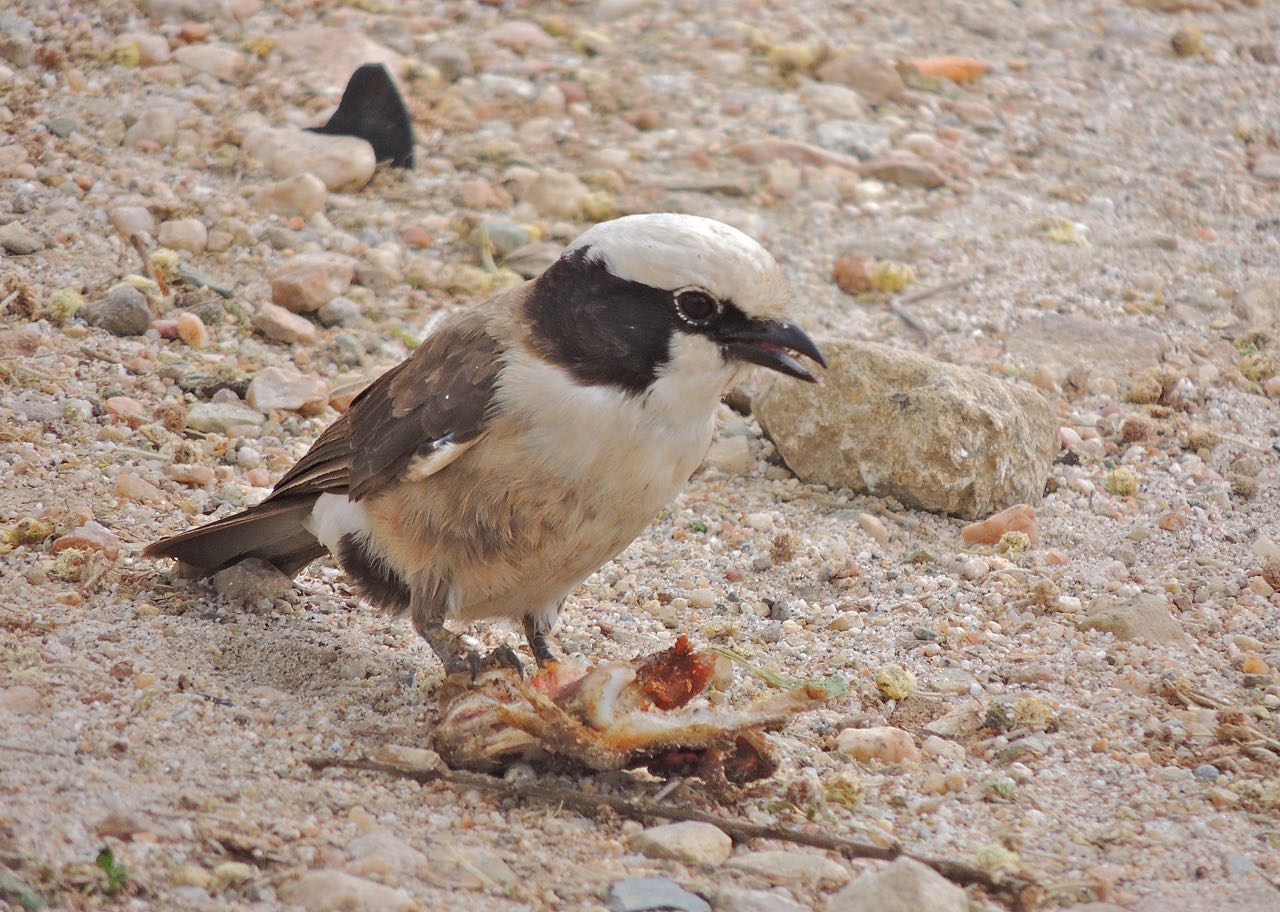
[1,0,1279,909]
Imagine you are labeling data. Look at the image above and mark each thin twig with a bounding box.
[888,277,975,335]
[128,232,169,295]
[0,742,72,758]
[305,755,1037,905]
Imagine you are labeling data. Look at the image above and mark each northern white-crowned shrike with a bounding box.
[146,213,826,674]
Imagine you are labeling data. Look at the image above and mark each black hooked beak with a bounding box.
[719,319,827,383]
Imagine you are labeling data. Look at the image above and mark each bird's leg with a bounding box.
[415,616,527,679]
[412,611,476,677]
[523,613,558,666]
[409,582,527,678]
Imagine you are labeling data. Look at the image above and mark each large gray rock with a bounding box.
[826,858,968,912]
[755,340,1058,519]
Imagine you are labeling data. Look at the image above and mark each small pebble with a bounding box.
[836,727,920,764]
[157,217,207,254]
[629,821,731,865]
[253,302,318,345]
[0,221,42,255]
[1192,763,1219,781]
[176,311,209,348]
[82,285,152,336]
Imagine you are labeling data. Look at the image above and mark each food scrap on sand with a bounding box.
[433,637,832,783]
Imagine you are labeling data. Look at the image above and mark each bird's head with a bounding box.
[522,213,826,397]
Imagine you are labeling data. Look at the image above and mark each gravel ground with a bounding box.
[2,0,1279,910]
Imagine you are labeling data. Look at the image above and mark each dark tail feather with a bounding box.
[143,496,326,576]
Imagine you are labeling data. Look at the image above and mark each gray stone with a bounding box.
[211,558,293,602]
[1006,314,1168,384]
[185,401,267,433]
[1193,763,1219,781]
[0,221,41,255]
[47,116,76,138]
[826,857,968,912]
[246,366,327,412]
[1079,593,1191,647]
[814,120,891,160]
[318,296,362,328]
[1223,852,1259,877]
[606,877,710,912]
[755,340,1059,520]
[630,821,732,865]
[83,285,151,336]
[243,127,375,192]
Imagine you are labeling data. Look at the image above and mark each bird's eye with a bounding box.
[674,289,720,326]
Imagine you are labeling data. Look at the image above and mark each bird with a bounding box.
[145,213,826,676]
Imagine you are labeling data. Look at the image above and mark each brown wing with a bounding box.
[268,311,503,504]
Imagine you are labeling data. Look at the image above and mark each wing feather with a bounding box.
[265,311,502,504]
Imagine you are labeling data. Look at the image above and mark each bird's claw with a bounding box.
[451,644,526,682]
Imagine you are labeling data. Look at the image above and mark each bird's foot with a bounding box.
[415,614,528,682]
[522,615,559,667]
[466,643,526,680]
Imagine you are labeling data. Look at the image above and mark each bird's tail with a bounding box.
[143,495,326,576]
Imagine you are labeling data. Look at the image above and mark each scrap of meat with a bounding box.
[433,637,830,782]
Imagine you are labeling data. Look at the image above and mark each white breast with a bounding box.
[493,339,734,514]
